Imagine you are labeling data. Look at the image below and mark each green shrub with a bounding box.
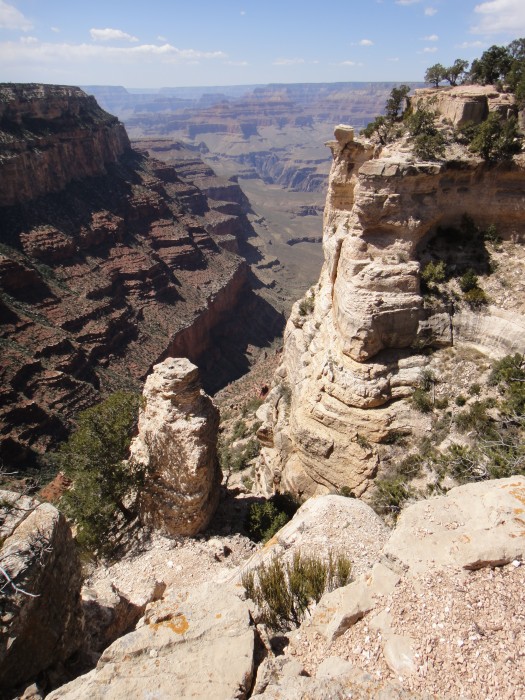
[469,113,521,161]
[489,353,525,415]
[412,388,433,413]
[219,437,260,473]
[298,293,315,316]
[463,287,488,308]
[455,395,467,406]
[422,260,446,285]
[246,493,299,543]
[459,269,479,293]
[434,396,449,410]
[242,550,351,631]
[468,383,481,396]
[56,392,143,555]
[419,368,436,392]
[455,401,492,434]
[231,419,249,440]
[372,476,415,516]
[483,224,501,244]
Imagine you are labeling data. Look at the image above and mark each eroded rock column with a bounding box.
[130,357,221,536]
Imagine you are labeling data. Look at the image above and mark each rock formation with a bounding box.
[47,582,256,700]
[130,358,221,536]
[45,477,525,699]
[257,87,525,498]
[0,84,281,469]
[0,491,83,695]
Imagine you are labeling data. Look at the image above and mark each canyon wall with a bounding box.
[257,87,525,498]
[0,85,279,468]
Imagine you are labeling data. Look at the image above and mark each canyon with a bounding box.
[0,84,283,469]
[86,82,422,304]
[1,81,525,699]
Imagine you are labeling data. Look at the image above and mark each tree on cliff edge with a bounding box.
[56,391,142,555]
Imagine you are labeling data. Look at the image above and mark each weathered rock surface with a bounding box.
[130,358,221,536]
[258,89,525,497]
[282,480,525,700]
[0,491,83,695]
[237,495,388,581]
[0,84,130,207]
[47,582,256,700]
[383,475,525,574]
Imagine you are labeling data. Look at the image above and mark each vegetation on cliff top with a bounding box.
[362,39,525,162]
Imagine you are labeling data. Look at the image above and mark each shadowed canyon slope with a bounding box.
[0,84,283,469]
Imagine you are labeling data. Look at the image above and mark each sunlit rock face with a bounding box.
[257,97,525,498]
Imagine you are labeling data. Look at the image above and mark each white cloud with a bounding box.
[0,40,227,68]
[422,46,438,53]
[388,57,400,61]
[0,1,32,30]
[224,60,248,66]
[51,27,60,34]
[273,57,305,65]
[240,10,246,15]
[457,40,484,48]
[396,0,420,5]
[90,28,139,43]
[20,35,38,44]
[157,35,167,42]
[422,34,439,41]
[425,7,438,15]
[472,0,525,34]
[359,39,374,46]
[340,60,364,66]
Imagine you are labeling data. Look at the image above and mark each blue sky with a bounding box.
[1,1,525,88]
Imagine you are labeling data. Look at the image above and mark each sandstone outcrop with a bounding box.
[257,92,525,497]
[0,85,281,469]
[0,491,83,695]
[130,358,221,536]
[47,582,256,700]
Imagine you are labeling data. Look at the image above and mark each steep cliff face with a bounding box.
[257,88,525,498]
[0,84,130,206]
[0,85,277,469]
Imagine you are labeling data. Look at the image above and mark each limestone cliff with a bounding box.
[257,87,525,498]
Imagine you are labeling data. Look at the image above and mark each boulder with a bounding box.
[0,491,83,695]
[47,582,256,700]
[383,476,525,575]
[237,495,389,581]
[130,357,221,536]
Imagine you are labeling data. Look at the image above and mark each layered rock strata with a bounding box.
[0,85,278,468]
[130,358,221,535]
[0,491,83,694]
[257,88,525,498]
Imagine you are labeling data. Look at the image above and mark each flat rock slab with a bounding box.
[48,582,255,700]
[383,476,525,575]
